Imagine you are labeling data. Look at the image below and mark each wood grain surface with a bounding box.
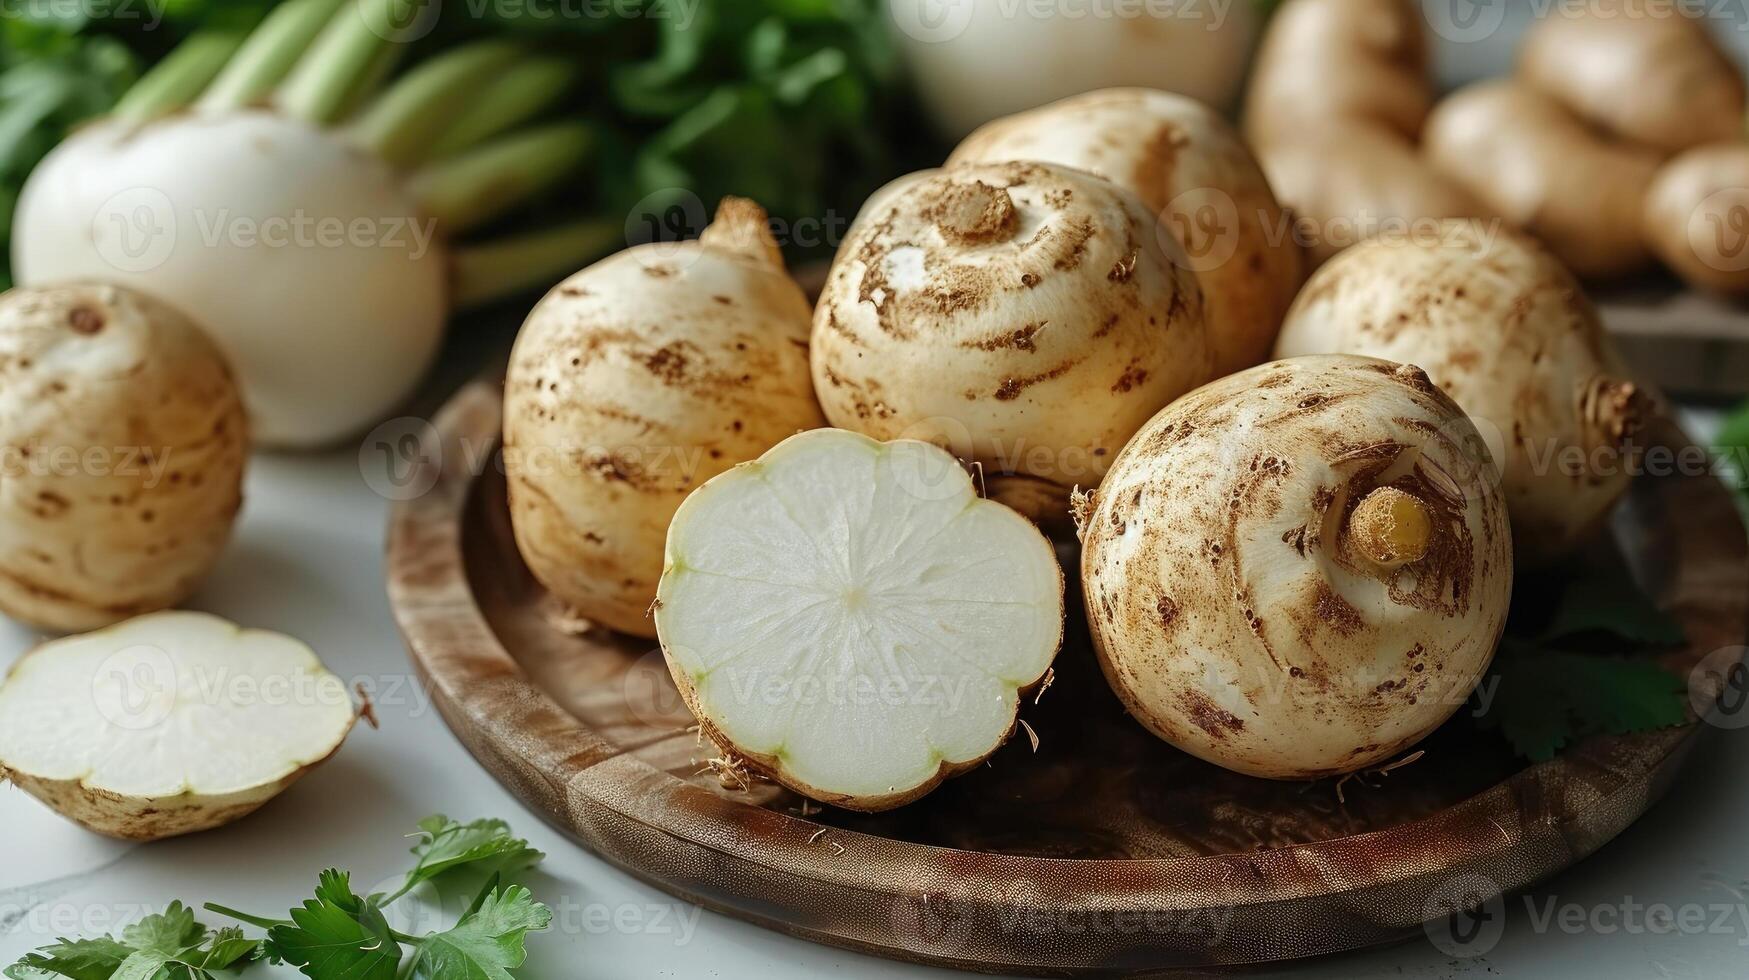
[386,380,1749,976]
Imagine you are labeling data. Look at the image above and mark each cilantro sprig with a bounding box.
[1476,562,1691,761]
[6,817,551,980]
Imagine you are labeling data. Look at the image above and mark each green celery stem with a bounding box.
[198,0,346,110]
[350,41,524,168]
[410,123,593,234]
[424,58,579,159]
[452,220,620,309]
[276,0,410,123]
[113,32,245,122]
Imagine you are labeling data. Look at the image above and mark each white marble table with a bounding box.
[2,402,1746,980]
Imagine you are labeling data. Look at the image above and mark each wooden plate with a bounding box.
[386,380,1749,975]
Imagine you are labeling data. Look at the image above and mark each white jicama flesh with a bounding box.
[0,611,356,840]
[654,429,1063,812]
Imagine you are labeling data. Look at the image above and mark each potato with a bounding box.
[1258,121,1491,268]
[949,88,1304,375]
[1423,80,1661,279]
[1518,7,1745,155]
[1080,355,1512,779]
[1242,0,1433,152]
[0,284,246,632]
[1644,144,1749,296]
[504,198,826,638]
[811,161,1210,492]
[1275,221,1648,564]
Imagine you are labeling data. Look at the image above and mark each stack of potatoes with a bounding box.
[1248,0,1749,293]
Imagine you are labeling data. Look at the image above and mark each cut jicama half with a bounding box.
[0,611,356,840]
[654,428,1064,812]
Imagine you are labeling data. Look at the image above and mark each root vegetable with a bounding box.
[504,198,824,639]
[1518,7,1745,155]
[1274,221,1648,564]
[1423,81,1661,279]
[811,161,1210,492]
[1242,0,1433,152]
[654,428,1063,811]
[888,0,1259,139]
[1643,144,1749,296]
[0,284,246,632]
[13,1,602,447]
[948,88,1304,375]
[1256,121,1490,269]
[1079,355,1512,779]
[0,611,356,840]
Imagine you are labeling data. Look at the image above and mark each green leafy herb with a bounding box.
[4,903,263,980]
[1479,643,1689,761]
[1718,399,1749,505]
[6,818,551,980]
[403,887,551,980]
[1479,561,1690,762]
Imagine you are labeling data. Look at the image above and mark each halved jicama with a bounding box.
[0,611,356,840]
[654,429,1064,812]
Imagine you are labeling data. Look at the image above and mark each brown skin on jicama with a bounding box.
[504,199,825,639]
[949,88,1305,376]
[0,284,246,632]
[811,161,1211,499]
[1274,222,1649,565]
[1078,355,1513,780]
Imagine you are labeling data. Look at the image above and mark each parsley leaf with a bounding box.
[1478,644,1689,761]
[4,939,131,980]
[395,816,544,898]
[267,871,401,980]
[12,816,551,980]
[405,887,552,980]
[4,905,259,980]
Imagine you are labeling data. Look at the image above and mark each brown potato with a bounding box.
[1257,121,1491,268]
[1243,0,1433,152]
[1519,6,1745,155]
[1423,80,1661,279]
[1644,143,1749,295]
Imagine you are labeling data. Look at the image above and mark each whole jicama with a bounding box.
[948,88,1304,375]
[0,283,246,632]
[13,0,605,447]
[812,161,1210,495]
[504,199,825,638]
[1080,355,1512,779]
[1275,222,1648,564]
